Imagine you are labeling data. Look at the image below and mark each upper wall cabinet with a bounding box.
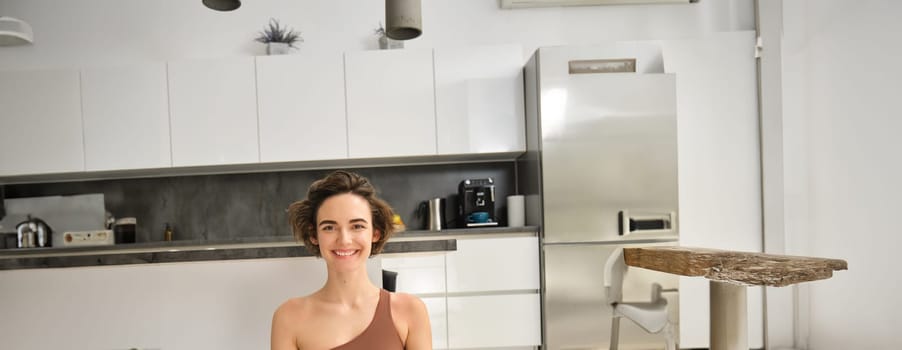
[167,57,259,167]
[434,44,526,155]
[81,64,172,171]
[256,53,348,162]
[0,69,84,176]
[1,44,529,180]
[344,49,436,158]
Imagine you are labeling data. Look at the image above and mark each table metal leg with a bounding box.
[710,280,748,350]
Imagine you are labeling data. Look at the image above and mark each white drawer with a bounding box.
[421,297,448,349]
[447,293,541,349]
[446,236,539,293]
[381,253,446,294]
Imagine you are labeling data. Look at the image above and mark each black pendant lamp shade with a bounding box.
[385,0,422,40]
[203,0,241,12]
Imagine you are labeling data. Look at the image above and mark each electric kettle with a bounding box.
[16,215,52,248]
[417,198,446,231]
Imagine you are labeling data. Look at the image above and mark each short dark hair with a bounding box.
[288,170,395,257]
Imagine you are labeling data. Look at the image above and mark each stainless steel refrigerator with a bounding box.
[518,45,682,350]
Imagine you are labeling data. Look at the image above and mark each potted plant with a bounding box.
[256,18,302,55]
[374,22,403,50]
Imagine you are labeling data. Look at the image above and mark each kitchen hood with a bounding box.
[0,17,33,46]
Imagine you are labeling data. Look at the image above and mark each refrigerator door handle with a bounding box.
[618,210,675,236]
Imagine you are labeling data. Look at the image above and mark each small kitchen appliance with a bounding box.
[458,178,498,228]
[63,230,114,247]
[16,214,52,248]
[417,198,446,231]
[62,230,114,246]
[113,217,137,244]
[0,194,107,247]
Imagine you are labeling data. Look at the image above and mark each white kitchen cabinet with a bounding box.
[344,49,436,158]
[167,57,259,167]
[381,253,446,294]
[383,235,541,349]
[381,253,448,348]
[434,44,526,155]
[421,297,449,349]
[256,53,348,162]
[447,293,542,349]
[445,236,539,293]
[0,69,84,176]
[81,63,172,171]
[444,235,541,349]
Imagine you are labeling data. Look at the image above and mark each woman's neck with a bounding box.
[318,267,380,304]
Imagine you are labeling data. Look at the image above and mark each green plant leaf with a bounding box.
[255,18,303,46]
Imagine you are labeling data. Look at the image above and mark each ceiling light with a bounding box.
[0,16,34,46]
[385,0,422,40]
[203,0,241,12]
[500,0,695,8]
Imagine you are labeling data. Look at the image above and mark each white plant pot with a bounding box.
[266,42,293,55]
[378,36,404,50]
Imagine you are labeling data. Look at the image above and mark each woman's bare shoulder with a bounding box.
[272,296,312,350]
[389,292,432,349]
[273,295,316,323]
[390,291,423,304]
[389,292,429,319]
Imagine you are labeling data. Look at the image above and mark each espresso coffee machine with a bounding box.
[458,178,498,227]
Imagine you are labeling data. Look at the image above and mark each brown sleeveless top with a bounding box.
[332,289,404,350]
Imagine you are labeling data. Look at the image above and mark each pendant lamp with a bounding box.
[0,16,34,46]
[385,0,422,40]
[203,0,241,12]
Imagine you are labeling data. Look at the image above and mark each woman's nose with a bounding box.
[338,228,353,242]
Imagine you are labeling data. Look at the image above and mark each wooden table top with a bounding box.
[623,246,848,287]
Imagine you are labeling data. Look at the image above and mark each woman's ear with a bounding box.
[372,229,382,242]
[307,224,318,245]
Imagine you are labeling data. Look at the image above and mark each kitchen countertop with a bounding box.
[0,226,538,270]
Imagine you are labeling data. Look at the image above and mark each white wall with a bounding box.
[0,0,753,69]
[779,0,902,349]
[660,31,764,349]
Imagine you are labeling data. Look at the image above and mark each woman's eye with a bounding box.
[320,225,334,232]
[353,224,366,230]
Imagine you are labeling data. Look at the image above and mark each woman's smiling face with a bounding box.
[313,193,381,268]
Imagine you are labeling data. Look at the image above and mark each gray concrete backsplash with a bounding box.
[4,162,516,243]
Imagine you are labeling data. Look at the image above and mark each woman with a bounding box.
[271,170,432,350]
